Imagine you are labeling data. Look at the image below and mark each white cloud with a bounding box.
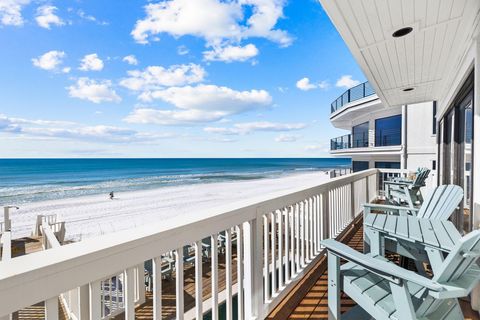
[335,75,360,89]
[79,53,104,71]
[204,121,306,135]
[0,114,172,143]
[120,63,206,91]
[122,55,138,65]
[296,78,330,91]
[32,50,68,72]
[35,5,64,29]
[67,78,121,103]
[131,0,292,47]
[275,134,300,142]
[204,43,258,62]
[318,80,330,89]
[125,84,272,125]
[77,9,108,25]
[296,77,316,91]
[0,0,29,26]
[177,45,189,56]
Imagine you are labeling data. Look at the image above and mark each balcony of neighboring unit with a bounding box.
[329,81,381,129]
[330,128,402,155]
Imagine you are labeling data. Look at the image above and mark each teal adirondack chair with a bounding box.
[364,184,463,219]
[364,185,463,273]
[323,229,480,320]
[384,168,431,208]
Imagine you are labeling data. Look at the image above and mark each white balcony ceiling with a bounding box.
[320,0,480,107]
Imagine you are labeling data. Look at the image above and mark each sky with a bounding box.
[0,0,366,158]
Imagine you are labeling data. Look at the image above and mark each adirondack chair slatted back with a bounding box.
[412,167,430,188]
[434,230,480,284]
[417,185,463,220]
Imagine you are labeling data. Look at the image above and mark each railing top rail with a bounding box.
[330,81,376,114]
[0,168,382,315]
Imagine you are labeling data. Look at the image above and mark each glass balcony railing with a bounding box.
[330,134,351,150]
[331,132,370,151]
[331,81,375,114]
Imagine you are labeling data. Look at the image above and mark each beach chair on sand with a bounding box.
[322,229,480,320]
[384,168,430,208]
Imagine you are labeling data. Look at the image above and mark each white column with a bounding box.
[401,104,408,169]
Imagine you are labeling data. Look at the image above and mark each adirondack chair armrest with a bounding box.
[384,180,412,187]
[363,203,418,215]
[322,239,444,291]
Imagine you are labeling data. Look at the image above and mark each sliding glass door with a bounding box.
[439,72,474,233]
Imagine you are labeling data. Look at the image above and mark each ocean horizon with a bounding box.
[0,158,351,204]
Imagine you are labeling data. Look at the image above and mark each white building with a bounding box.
[329,83,437,188]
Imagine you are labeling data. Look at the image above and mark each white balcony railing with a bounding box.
[0,168,406,319]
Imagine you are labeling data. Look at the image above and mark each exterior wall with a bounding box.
[405,101,437,192]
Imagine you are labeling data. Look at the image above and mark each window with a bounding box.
[432,102,437,135]
[352,161,369,172]
[375,115,402,146]
[352,122,369,148]
[374,162,401,169]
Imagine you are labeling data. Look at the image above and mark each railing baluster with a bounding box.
[300,201,305,267]
[45,297,58,320]
[309,198,314,259]
[211,234,219,320]
[271,211,276,296]
[305,200,310,262]
[124,267,135,320]
[284,207,290,282]
[263,215,270,301]
[295,203,300,272]
[153,256,162,320]
[278,209,284,289]
[175,248,184,320]
[194,241,203,320]
[225,229,233,320]
[89,280,101,319]
[236,225,244,320]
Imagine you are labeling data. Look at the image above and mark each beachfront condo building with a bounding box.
[329,82,437,189]
[1,0,480,319]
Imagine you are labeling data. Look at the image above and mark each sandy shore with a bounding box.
[9,171,330,240]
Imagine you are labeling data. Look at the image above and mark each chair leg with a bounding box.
[390,282,416,320]
[328,252,341,320]
[365,228,383,256]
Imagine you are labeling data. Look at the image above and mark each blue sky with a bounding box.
[0,0,365,158]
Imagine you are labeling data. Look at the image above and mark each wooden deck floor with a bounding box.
[113,248,239,320]
[269,217,480,320]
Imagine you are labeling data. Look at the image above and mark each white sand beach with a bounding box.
[9,171,331,240]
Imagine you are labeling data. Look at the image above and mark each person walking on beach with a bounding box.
[109,191,114,200]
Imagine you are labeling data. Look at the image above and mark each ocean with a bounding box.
[0,158,351,204]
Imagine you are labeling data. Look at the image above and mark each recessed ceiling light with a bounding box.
[392,27,413,38]
[403,87,414,92]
